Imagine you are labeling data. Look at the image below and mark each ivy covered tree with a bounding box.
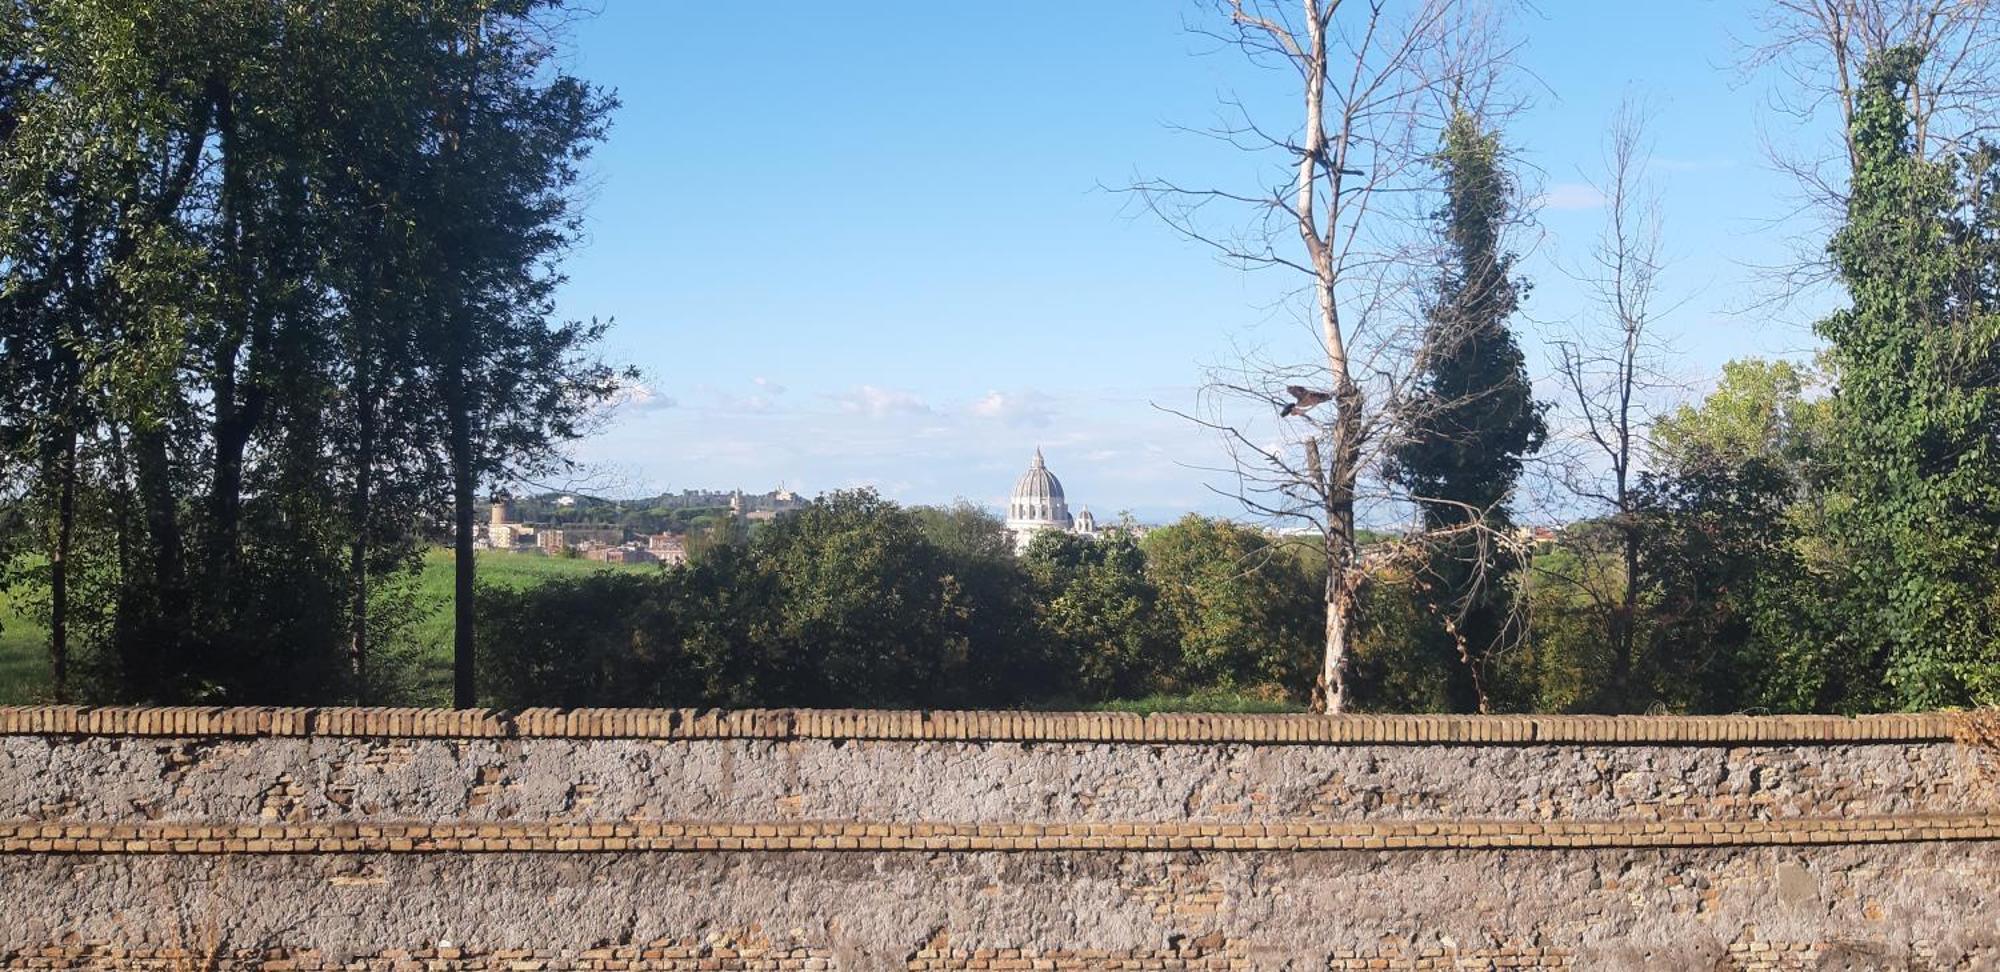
[1818,46,2000,708]
[1387,107,1545,712]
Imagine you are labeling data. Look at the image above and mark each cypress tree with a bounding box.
[1388,108,1545,712]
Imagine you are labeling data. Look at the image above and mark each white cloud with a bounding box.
[968,389,1058,428]
[578,378,1250,521]
[696,378,786,414]
[611,382,677,414]
[1540,182,1607,211]
[836,384,931,418]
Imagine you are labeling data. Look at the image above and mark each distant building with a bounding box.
[1004,449,1103,553]
[1517,525,1559,548]
[559,525,625,547]
[647,533,689,567]
[657,487,808,513]
[1073,507,1098,538]
[728,487,807,518]
[587,545,655,565]
[531,522,625,556]
[482,494,536,550]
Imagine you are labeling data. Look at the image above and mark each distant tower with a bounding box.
[489,492,514,527]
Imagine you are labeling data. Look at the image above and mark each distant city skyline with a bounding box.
[553,2,1843,523]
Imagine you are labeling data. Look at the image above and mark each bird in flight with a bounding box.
[1278,385,1333,417]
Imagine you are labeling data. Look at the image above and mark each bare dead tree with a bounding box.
[1737,0,2000,298]
[1542,101,1681,711]
[1137,0,1526,713]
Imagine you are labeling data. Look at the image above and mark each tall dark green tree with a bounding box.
[411,1,623,707]
[1818,46,2000,708]
[1386,107,1544,712]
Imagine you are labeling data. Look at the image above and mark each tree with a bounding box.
[407,1,624,708]
[1640,358,1842,711]
[1141,516,1319,696]
[1652,359,1826,475]
[1545,100,1676,712]
[1138,0,1516,712]
[912,501,1044,702]
[1385,106,1544,712]
[1630,453,1805,712]
[1739,0,2000,294]
[0,0,624,705]
[1745,1,2000,185]
[313,2,457,697]
[1023,531,1176,702]
[748,491,983,707]
[1816,46,2000,708]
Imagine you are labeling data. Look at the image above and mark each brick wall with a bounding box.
[2,707,1997,970]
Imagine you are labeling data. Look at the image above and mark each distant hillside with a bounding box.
[505,488,806,536]
[505,493,731,536]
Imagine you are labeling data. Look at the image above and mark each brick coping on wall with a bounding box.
[4,814,1998,855]
[0,705,1965,744]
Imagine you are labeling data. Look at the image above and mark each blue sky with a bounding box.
[552,2,1840,522]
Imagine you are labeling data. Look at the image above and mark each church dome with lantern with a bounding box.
[1006,448,1077,550]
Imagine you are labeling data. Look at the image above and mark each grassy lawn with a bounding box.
[393,549,657,704]
[0,583,49,704]
[402,547,654,653]
[0,549,653,706]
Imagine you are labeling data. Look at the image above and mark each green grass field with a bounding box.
[392,549,654,703]
[0,549,652,705]
[401,548,652,657]
[0,582,49,704]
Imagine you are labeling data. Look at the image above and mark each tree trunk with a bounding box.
[450,388,477,709]
[348,354,375,698]
[47,429,76,702]
[1319,564,1356,714]
[128,423,185,698]
[1312,425,1361,714]
[206,73,260,595]
[1615,515,1640,708]
[107,421,133,675]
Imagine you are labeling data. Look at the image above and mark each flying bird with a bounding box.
[1278,385,1333,417]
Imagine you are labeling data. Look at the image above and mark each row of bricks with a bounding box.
[11,951,1887,972]
[11,944,1926,972]
[0,705,1962,745]
[3,814,1996,853]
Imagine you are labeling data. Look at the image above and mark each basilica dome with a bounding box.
[1007,448,1072,534]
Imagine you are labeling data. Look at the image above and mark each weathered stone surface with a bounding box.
[1,712,1996,970]
[0,736,1981,825]
[5,847,1998,968]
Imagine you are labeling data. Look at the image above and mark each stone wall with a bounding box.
[1,707,1996,971]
